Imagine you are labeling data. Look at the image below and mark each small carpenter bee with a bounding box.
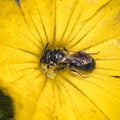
[40,43,96,77]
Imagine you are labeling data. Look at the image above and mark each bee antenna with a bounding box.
[45,42,49,51]
[40,43,49,62]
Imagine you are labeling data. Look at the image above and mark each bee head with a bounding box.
[40,49,52,64]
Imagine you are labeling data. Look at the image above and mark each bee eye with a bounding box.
[40,50,51,64]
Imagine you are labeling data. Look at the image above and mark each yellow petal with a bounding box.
[20,0,56,45]
[58,72,120,120]
[66,0,120,51]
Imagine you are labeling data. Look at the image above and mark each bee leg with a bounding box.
[47,63,54,68]
[54,64,66,71]
[63,47,69,53]
[88,51,99,55]
[69,66,88,78]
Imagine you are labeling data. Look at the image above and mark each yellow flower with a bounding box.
[0,0,120,120]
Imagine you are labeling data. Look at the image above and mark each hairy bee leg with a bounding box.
[54,64,66,71]
[69,66,88,78]
[88,51,99,55]
[63,47,69,53]
[47,63,54,68]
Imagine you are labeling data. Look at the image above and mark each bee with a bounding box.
[40,43,96,77]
